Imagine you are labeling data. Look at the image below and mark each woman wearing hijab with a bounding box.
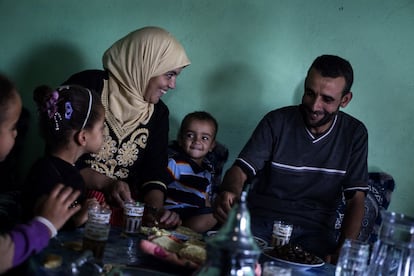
[63,26,191,228]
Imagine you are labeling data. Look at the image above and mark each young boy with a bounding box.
[165,111,219,233]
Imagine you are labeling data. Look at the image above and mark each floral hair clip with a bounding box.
[65,102,73,120]
[45,91,63,131]
[53,113,62,131]
[46,91,59,119]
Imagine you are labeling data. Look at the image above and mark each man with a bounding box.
[214,55,368,261]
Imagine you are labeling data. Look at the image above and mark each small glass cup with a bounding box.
[271,220,293,247]
[335,239,370,276]
[262,261,292,276]
[123,200,145,234]
[82,206,112,261]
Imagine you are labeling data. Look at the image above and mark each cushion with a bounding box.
[335,172,395,243]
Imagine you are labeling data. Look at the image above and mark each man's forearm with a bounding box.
[338,191,366,244]
[220,165,247,196]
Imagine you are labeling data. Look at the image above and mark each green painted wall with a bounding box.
[1,0,413,216]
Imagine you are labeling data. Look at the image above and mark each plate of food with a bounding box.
[139,225,207,270]
[262,244,324,268]
[139,235,206,270]
[206,231,268,250]
[254,236,268,249]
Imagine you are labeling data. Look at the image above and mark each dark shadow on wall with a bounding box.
[8,41,85,188]
[169,115,181,142]
[293,78,305,104]
[200,62,263,164]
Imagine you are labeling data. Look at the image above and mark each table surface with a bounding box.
[30,227,336,276]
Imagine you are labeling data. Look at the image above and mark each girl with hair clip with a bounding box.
[22,85,106,229]
[0,74,81,274]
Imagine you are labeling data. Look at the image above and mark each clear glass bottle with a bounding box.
[366,210,414,276]
[196,190,260,276]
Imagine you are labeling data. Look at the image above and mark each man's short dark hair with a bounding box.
[308,55,354,95]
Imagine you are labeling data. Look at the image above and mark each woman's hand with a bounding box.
[106,180,132,207]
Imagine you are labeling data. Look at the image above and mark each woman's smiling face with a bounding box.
[144,67,184,104]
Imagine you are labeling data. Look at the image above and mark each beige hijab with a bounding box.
[102,26,191,140]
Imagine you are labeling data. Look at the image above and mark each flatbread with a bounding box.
[174,226,203,240]
[140,226,171,237]
[43,254,62,269]
[142,226,206,268]
[178,244,206,265]
[184,239,206,248]
[151,235,185,253]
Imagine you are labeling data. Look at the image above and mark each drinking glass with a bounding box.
[335,239,370,276]
[82,206,112,261]
[123,200,145,234]
[271,220,293,247]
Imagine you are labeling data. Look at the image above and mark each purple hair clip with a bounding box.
[65,102,73,120]
[46,91,59,119]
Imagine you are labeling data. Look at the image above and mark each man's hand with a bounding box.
[105,180,132,207]
[213,191,238,224]
[213,165,246,223]
[36,184,82,231]
[143,206,181,229]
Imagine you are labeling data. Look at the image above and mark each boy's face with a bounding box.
[179,119,216,165]
[0,92,21,161]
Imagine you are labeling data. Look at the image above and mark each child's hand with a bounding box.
[36,184,81,231]
[72,198,99,227]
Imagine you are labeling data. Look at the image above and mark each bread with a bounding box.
[146,226,206,265]
[184,239,206,248]
[140,226,171,237]
[151,235,184,253]
[174,226,203,240]
[43,254,62,269]
[178,244,206,265]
